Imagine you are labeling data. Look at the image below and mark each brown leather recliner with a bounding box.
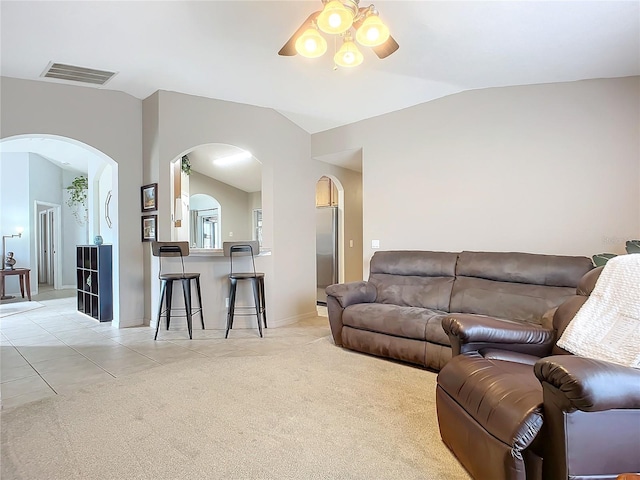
[436,266,640,480]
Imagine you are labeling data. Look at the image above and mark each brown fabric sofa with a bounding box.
[436,266,640,480]
[326,250,593,370]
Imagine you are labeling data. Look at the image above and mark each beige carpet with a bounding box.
[1,337,470,480]
[0,301,44,318]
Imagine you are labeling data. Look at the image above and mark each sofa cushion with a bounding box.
[437,352,543,454]
[455,251,594,288]
[370,250,458,277]
[342,303,450,345]
[369,251,457,311]
[449,252,593,325]
[450,277,577,325]
[369,274,454,311]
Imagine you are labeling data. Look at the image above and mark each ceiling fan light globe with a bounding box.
[317,0,354,34]
[355,14,390,47]
[334,37,363,67]
[295,28,328,58]
[328,13,342,29]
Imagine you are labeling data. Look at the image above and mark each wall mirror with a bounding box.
[173,144,262,249]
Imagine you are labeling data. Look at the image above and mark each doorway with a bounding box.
[316,176,341,305]
[193,208,219,249]
[35,202,61,292]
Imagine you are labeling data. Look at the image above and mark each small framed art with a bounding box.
[141,215,157,242]
[141,183,158,212]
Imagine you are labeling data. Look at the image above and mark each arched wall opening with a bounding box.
[0,134,120,323]
[146,138,270,331]
[169,143,263,249]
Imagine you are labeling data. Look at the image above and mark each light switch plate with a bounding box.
[371,240,380,249]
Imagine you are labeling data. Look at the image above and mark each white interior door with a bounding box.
[47,208,55,286]
[38,210,48,283]
[36,204,61,290]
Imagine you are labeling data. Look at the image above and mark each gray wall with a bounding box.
[312,77,640,276]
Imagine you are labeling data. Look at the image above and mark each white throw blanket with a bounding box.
[557,254,640,368]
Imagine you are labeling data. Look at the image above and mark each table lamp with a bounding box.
[2,227,24,271]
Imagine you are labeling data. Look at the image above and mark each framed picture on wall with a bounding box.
[141,215,157,242]
[141,183,158,212]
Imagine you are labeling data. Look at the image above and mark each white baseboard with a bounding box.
[117,317,146,328]
[269,310,318,328]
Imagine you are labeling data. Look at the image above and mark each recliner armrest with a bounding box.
[534,355,640,411]
[443,313,555,357]
[325,281,377,347]
[325,281,377,308]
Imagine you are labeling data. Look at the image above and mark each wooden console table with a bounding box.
[0,268,32,301]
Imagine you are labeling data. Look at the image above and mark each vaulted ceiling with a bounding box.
[2,1,639,136]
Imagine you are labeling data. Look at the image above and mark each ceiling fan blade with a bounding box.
[278,11,321,56]
[372,35,399,59]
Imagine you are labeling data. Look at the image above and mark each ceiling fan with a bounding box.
[278,0,399,68]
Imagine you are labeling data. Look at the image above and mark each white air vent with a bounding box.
[41,62,117,86]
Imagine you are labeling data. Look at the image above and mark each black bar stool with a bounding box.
[223,241,267,338]
[152,241,204,340]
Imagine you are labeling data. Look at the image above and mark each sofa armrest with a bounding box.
[534,355,640,412]
[326,281,377,308]
[443,313,555,357]
[326,281,377,347]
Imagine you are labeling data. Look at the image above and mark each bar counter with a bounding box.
[150,248,273,332]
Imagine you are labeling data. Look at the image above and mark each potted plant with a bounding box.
[592,240,640,266]
[181,155,192,175]
[66,175,89,225]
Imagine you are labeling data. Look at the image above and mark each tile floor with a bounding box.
[0,288,330,410]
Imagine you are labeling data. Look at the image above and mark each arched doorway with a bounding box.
[0,134,119,319]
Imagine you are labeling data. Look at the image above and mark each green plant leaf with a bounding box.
[626,240,640,254]
[65,175,89,225]
[181,155,192,175]
[592,253,617,267]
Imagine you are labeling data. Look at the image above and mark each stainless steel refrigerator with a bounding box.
[316,206,338,304]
